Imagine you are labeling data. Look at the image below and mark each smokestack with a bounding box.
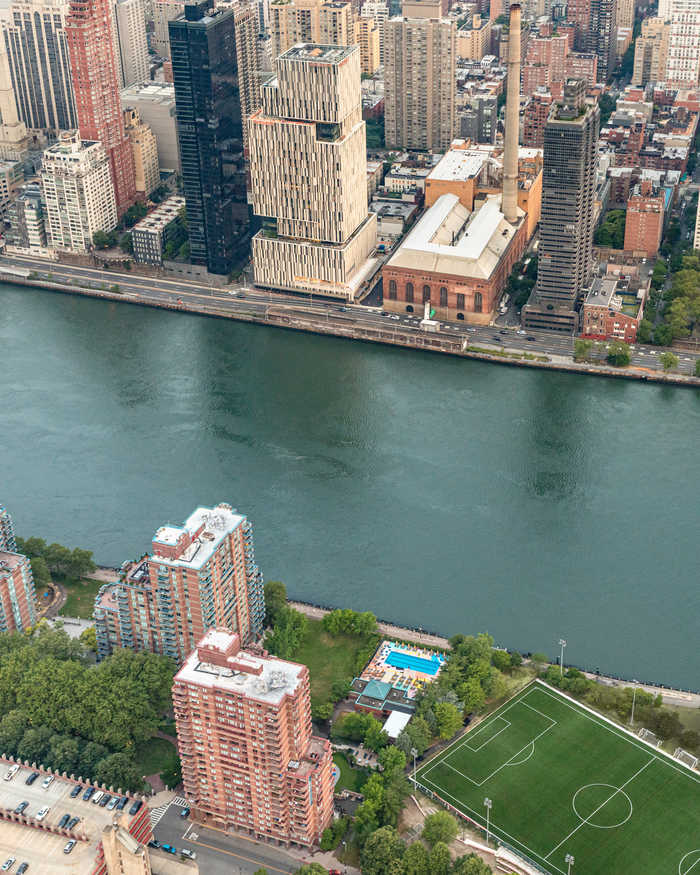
[502,2,521,223]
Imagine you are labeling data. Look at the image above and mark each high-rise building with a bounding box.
[8,182,47,249]
[384,0,456,151]
[94,503,265,662]
[1,0,77,136]
[459,95,498,144]
[0,160,23,223]
[616,0,633,30]
[173,628,334,846]
[0,39,30,161]
[522,87,553,148]
[119,81,180,172]
[248,43,377,299]
[361,0,388,63]
[66,0,136,215]
[320,1,353,42]
[623,179,665,257]
[566,0,591,51]
[151,0,184,58]
[523,79,599,332]
[169,1,258,275]
[665,0,700,88]
[41,130,118,251]
[632,17,670,86]
[0,506,16,553]
[587,0,617,83]
[269,0,321,57]
[0,551,37,633]
[113,0,150,87]
[354,14,380,75]
[123,107,159,197]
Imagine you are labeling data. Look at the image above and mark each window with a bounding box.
[457,293,465,310]
[422,284,431,303]
[440,286,448,306]
[474,292,483,313]
[457,312,464,320]
[388,279,397,300]
[405,282,414,302]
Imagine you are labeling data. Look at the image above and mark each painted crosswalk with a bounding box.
[150,795,189,827]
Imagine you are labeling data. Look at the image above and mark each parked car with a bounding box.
[128,800,142,816]
[147,841,161,849]
[98,794,110,808]
[67,817,80,830]
[91,791,104,805]
[81,787,94,802]
[41,776,54,790]
[161,845,177,856]
[69,785,81,798]
[58,814,70,829]
[1,858,15,871]
[4,765,19,781]
[16,865,27,874]
[24,773,39,786]
[13,802,28,815]
[180,807,190,818]
[115,797,128,811]
[63,841,76,855]
[35,807,49,822]
[181,849,196,860]
[106,796,119,811]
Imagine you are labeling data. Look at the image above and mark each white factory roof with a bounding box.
[176,632,304,705]
[152,503,245,569]
[387,193,523,280]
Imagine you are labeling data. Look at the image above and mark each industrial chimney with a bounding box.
[502,2,521,223]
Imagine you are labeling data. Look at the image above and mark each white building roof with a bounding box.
[383,711,412,739]
[387,193,523,280]
[152,503,245,569]
[429,149,486,182]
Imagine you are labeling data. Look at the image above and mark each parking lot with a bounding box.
[0,762,140,874]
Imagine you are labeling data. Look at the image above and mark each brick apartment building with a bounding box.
[94,504,265,662]
[173,629,334,848]
[0,551,37,633]
[0,504,16,552]
[623,179,666,257]
[581,275,646,343]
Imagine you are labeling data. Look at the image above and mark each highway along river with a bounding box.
[1,284,699,687]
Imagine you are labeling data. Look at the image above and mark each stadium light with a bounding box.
[629,680,640,726]
[484,797,492,846]
[559,639,567,677]
[565,853,575,874]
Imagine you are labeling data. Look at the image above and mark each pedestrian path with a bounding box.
[150,795,188,827]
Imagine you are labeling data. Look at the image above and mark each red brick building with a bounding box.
[0,551,37,633]
[173,629,334,848]
[523,88,554,148]
[623,179,666,257]
[383,194,527,323]
[66,0,136,215]
[581,276,645,343]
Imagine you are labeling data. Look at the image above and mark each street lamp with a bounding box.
[411,747,418,786]
[559,639,567,677]
[629,680,640,726]
[484,797,492,846]
[565,853,575,874]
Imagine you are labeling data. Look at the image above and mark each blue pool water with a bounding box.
[385,649,443,675]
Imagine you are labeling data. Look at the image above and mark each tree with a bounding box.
[0,710,29,755]
[294,866,328,875]
[422,810,459,847]
[15,537,46,558]
[29,556,51,589]
[680,729,700,752]
[637,319,653,344]
[312,702,333,722]
[17,726,52,763]
[660,351,679,371]
[48,733,80,773]
[606,341,631,367]
[491,649,511,673]
[364,718,390,752]
[78,741,110,779]
[695,359,700,377]
[428,842,452,875]
[80,627,97,651]
[452,853,493,874]
[265,606,307,659]
[66,547,96,580]
[119,232,133,254]
[93,230,111,249]
[531,652,548,670]
[459,677,486,714]
[44,542,72,577]
[574,339,593,362]
[651,260,667,290]
[402,842,430,875]
[361,826,406,875]
[263,580,287,627]
[396,715,432,757]
[378,745,406,777]
[434,702,462,740]
[509,650,523,668]
[94,752,142,791]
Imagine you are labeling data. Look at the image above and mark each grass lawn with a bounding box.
[333,751,369,793]
[134,736,179,777]
[293,619,377,707]
[415,680,700,875]
[59,577,105,619]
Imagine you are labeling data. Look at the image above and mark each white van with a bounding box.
[92,790,104,805]
[3,765,19,781]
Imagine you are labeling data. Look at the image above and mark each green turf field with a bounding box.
[414,680,700,874]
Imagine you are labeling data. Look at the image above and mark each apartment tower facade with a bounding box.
[588,0,618,83]
[249,44,376,299]
[113,0,150,87]
[665,0,700,88]
[0,551,37,633]
[169,0,258,275]
[173,628,334,847]
[66,0,136,215]
[384,0,456,151]
[1,0,77,135]
[523,79,599,332]
[94,503,265,662]
[0,505,16,553]
[632,18,670,86]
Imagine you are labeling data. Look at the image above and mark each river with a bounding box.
[1,284,698,688]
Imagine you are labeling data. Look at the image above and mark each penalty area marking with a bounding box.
[679,850,700,875]
[506,740,535,767]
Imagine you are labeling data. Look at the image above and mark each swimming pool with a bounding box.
[384,649,443,676]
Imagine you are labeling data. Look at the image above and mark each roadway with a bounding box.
[1,252,698,376]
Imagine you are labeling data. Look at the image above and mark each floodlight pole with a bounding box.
[629,680,639,726]
[565,853,575,874]
[411,747,417,787]
[484,797,492,847]
[559,639,567,677]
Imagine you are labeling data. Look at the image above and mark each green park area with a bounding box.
[60,577,104,619]
[333,751,369,793]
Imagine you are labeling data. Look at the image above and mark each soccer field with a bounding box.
[414,680,700,874]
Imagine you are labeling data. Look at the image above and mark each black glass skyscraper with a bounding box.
[169,1,250,275]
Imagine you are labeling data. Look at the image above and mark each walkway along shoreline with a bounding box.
[5,274,700,389]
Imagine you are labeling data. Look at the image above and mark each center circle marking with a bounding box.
[572,783,633,829]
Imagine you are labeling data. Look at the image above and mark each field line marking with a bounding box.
[417,773,567,875]
[532,680,700,785]
[464,717,512,752]
[682,857,700,875]
[520,699,559,727]
[544,758,655,861]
